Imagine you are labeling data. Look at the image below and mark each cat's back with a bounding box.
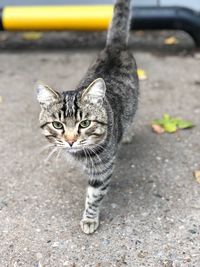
[92,47,137,79]
[79,47,138,90]
[77,47,139,114]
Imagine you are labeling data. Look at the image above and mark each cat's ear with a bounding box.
[36,82,59,106]
[81,78,106,104]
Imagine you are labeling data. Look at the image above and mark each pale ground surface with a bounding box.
[0,31,200,267]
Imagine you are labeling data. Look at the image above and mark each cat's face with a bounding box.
[37,78,108,153]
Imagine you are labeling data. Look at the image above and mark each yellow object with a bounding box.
[22,32,43,40]
[194,170,200,183]
[137,68,147,81]
[164,36,179,45]
[2,5,113,31]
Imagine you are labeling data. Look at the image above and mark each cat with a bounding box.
[36,0,139,234]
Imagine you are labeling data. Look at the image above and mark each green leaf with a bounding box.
[163,113,170,121]
[176,120,194,129]
[153,113,171,126]
[163,122,177,133]
[152,114,194,134]
[169,117,194,129]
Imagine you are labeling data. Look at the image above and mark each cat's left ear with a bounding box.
[81,78,106,104]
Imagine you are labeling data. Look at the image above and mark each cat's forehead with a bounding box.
[62,91,79,118]
[42,90,103,124]
[61,91,97,119]
[56,91,84,121]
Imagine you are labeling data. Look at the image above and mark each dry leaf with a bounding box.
[22,32,43,41]
[194,170,200,183]
[151,124,165,134]
[164,36,179,45]
[137,69,147,81]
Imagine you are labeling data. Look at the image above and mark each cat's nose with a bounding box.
[67,140,75,147]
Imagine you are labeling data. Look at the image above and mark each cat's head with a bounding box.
[36,78,108,153]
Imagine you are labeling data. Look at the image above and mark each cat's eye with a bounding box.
[79,120,91,128]
[52,121,63,129]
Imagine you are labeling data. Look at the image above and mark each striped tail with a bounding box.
[106,0,131,49]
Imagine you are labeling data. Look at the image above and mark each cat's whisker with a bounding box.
[37,144,55,155]
[89,143,105,154]
[83,147,89,172]
[84,148,94,177]
[44,146,58,163]
[88,148,107,174]
[86,148,96,177]
[56,148,62,162]
[88,147,103,165]
[83,148,90,174]
[56,145,64,148]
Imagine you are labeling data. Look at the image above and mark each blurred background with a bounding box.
[0,0,200,50]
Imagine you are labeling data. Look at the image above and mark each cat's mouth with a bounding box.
[56,141,101,154]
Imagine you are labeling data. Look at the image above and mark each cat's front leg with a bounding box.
[80,173,112,234]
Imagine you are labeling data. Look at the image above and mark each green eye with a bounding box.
[52,121,63,129]
[79,120,91,128]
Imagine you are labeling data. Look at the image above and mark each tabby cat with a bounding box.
[36,0,139,234]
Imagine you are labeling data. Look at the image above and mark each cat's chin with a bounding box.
[65,147,83,154]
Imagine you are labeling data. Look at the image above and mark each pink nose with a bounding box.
[67,140,75,147]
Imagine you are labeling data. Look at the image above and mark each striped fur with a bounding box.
[37,0,139,234]
[106,0,131,48]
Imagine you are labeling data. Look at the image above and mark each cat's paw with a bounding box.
[122,135,134,144]
[122,130,135,144]
[80,217,99,234]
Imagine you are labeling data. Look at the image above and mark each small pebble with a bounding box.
[135,240,142,245]
[137,250,147,258]
[101,239,110,246]
[162,259,174,267]
[188,229,197,234]
[52,242,59,248]
[63,261,70,266]
[111,203,117,209]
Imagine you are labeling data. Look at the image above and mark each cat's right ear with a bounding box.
[36,82,59,106]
